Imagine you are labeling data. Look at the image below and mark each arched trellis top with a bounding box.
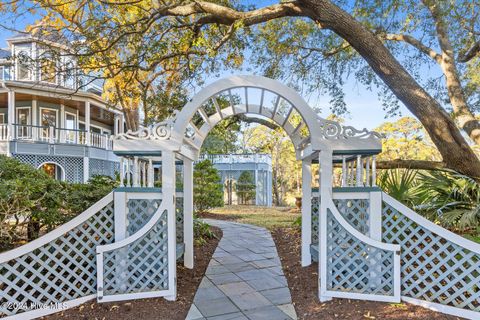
[113,75,382,160]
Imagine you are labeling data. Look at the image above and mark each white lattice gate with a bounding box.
[319,196,401,303]
[96,193,175,302]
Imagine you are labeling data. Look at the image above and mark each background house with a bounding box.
[0,31,124,182]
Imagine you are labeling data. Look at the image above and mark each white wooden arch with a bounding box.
[114,75,382,160]
[171,75,321,159]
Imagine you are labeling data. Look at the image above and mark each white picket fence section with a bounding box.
[0,192,115,319]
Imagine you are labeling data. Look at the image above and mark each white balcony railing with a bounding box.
[0,124,113,150]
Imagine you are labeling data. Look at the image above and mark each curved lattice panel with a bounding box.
[333,199,370,235]
[127,199,162,236]
[0,201,114,317]
[102,209,169,296]
[327,209,395,295]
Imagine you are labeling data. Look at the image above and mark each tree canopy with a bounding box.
[1,0,479,178]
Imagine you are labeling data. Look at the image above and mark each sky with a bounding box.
[0,1,414,130]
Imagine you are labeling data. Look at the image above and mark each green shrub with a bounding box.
[416,171,480,230]
[193,160,223,213]
[236,171,256,204]
[193,217,217,245]
[0,156,117,246]
[0,156,65,242]
[65,175,118,213]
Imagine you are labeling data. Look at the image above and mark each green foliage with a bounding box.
[377,169,421,207]
[193,217,217,245]
[0,156,65,242]
[375,117,441,161]
[0,156,117,246]
[378,168,480,231]
[193,160,223,213]
[415,171,480,230]
[292,215,302,229]
[236,171,256,204]
[64,175,118,213]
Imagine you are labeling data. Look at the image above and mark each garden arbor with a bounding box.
[1,75,480,320]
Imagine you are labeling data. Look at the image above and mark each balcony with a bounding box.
[0,124,113,150]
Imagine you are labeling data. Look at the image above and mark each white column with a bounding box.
[119,114,125,134]
[341,156,347,187]
[148,159,154,188]
[365,157,371,187]
[301,159,312,267]
[119,158,125,187]
[114,115,119,135]
[32,99,37,141]
[85,101,91,146]
[7,91,15,141]
[318,150,333,302]
[126,158,131,187]
[163,151,177,300]
[132,156,139,187]
[372,155,377,187]
[356,155,363,187]
[183,159,194,269]
[83,157,89,183]
[114,191,127,241]
[60,104,65,143]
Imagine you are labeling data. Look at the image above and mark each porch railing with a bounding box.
[0,124,112,150]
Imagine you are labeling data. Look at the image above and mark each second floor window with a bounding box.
[17,52,31,81]
[41,58,57,83]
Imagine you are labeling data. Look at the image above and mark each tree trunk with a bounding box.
[301,0,480,179]
[423,0,480,145]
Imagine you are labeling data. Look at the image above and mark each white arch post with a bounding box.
[301,158,312,267]
[183,158,194,269]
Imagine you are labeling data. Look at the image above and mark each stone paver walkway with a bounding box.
[186,219,297,320]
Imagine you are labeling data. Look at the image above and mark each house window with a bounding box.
[16,107,31,139]
[65,112,77,143]
[0,66,3,80]
[40,58,57,83]
[0,114,4,124]
[39,163,64,181]
[17,52,31,81]
[40,108,58,141]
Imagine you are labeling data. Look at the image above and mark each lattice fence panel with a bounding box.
[127,199,162,236]
[0,202,114,317]
[176,197,184,244]
[333,199,370,235]
[89,159,118,179]
[12,154,84,183]
[382,203,480,311]
[312,196,319,245]
[327,209,395,295]
[102,209,169,296]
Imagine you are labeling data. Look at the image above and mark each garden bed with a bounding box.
[42,227,222,320]
[271,227,463,320]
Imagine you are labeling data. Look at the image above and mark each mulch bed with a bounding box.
[43,227,222,320]
[271,227,463,320]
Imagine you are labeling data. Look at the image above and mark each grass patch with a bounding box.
[201,205,299,229]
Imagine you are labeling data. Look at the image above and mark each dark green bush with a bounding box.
[0,156,117,247]
[236,171,256,204]
[193,160,223,213]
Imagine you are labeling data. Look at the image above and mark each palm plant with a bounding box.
[416,171,480,230]
[376,169,422,207]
